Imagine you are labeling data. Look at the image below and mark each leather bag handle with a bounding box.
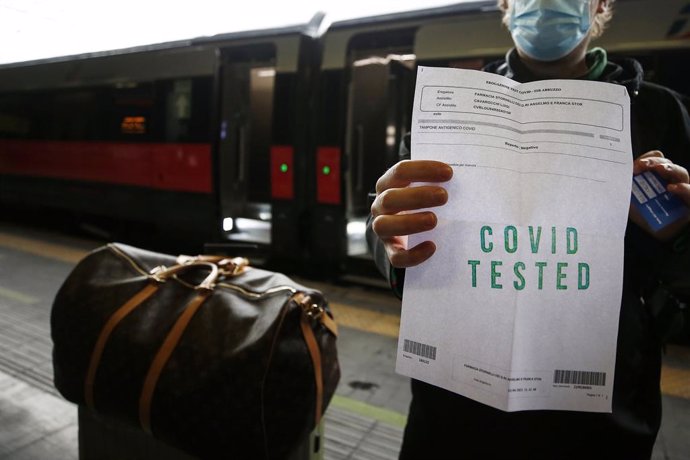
[151,261,220,290]
[176,255,249,277]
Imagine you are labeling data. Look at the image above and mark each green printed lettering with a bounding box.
[529,226,542,253]
[513,262,526,290]
[556,262,568,290]
[566,227,578,254]
[578,263,590,290]
[504,226,518,253]
[535,261,547,290]
[480,226,493,253]
[491,261,503,289]
[551,227,557,254]
[468,260,480,287]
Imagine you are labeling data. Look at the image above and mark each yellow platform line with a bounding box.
[0,232,88,264]
[661,365,690,400]
[329,302,400,339]
[0,286,39,304]
[329,394,407,428]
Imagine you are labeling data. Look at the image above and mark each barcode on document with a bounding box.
[403,339,437,360]
[553,369,606,386]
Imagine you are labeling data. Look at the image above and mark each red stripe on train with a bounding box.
[0,140,213,193]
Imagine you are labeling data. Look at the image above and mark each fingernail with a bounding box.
[435,189,448,203]
[425,213,438,228]
[639,159,649,165]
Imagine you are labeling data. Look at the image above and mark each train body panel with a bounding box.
[1,1,689,277]
[0,140,212,192]
[0,46,217,92]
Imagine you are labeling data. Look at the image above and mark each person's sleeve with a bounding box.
[644,88,690,342]
[656,89,690,302]
[365,133,411,299]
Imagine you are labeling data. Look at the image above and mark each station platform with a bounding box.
[0,221,688,460]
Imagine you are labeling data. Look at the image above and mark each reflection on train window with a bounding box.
[121,116,147,135]
[165,79,191,141]
[111,82,155,140]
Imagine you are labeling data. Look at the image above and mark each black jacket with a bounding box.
[366,49,690,459]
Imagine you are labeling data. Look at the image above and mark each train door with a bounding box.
[217,45,276,248]
[344,51,415,264]
[309,28,416,278]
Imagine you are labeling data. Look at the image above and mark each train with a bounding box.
[1,0,689,280]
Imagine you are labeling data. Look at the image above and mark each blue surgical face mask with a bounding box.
[509,0,592,62]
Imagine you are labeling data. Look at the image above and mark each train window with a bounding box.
[51,90,103,141]
[1,76,213,144]
[109,82,157,141]
[0,94,32,138]
[162,77,212,142]
[164,79,192,141]
[0,113,29,137]
[2,88,108,141]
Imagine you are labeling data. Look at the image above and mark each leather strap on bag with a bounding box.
[300,314,325,425]
[293,292,338,426]
[319,310,338,337]
[85,282,160,409]
[85,260,219,426]
[139,289,213,434]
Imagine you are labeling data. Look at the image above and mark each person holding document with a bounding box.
[367,0,690,458]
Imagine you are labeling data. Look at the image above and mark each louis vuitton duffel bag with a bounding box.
[51,243,340,459]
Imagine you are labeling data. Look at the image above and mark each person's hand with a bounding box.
[370,160,453,268]
[630,150,690,240]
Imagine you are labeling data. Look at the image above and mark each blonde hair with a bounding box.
[497,0,615,39]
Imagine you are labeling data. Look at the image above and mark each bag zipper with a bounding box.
[107,243,297,300]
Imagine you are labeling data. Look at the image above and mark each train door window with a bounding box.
[247,67,275,205]
[217,44,276,246]
[344,32,416,258]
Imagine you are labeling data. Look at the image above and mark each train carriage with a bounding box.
[0,40,218,242]
[0,14,328,261]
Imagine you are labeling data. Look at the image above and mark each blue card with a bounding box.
[631,170,689,231]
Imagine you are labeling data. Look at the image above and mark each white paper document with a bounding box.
[396,67,632,412]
